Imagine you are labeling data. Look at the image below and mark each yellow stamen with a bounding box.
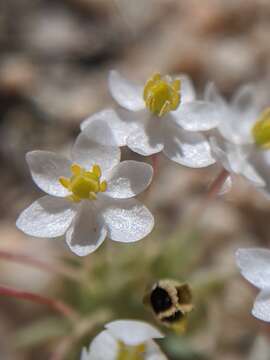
[143,73,181,117]
[117,342,146,360]
[252,108,270,149]
[59,177,70,189]
[59,163,107,202]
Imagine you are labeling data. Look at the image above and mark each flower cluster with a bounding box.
[81,320,167,360]
[15,70,270,356]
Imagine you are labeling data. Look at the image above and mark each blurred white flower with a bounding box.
[207,83,266,189]
[80,320,167,360]
[16,120,154,256]
[236,248,270,322]
[81,70,218,168]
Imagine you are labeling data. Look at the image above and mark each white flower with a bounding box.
[80,320,167,360]
[236,248,270,322]
[16,120,154,256]
[81,70,217,168]
[207,83,266,189]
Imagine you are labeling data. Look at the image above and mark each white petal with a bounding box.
[163,121,215,168]
[145,340,168,360]
[72,120,121,175]
[16,195,76,238]
[106,320,163,346]
[172,101,220,131]
[210,136,265,186]
[209,136,232,172]
[26,151,71,197]
[126,118,164,156]
[108,70,145,111]
[80,108,137,147]
[235,248,270,289]
[232,84,258,113]
[178,74,196,103]
[106,161,153,199]
[87,330,118,360]
[101,198,154,243]
[204,82,226,105]
[80,348,90,360]
[66,201,107,256]
[218,106,258,145]
[248,151,270,192]
[252,289,270,322]
[218,175,232,195]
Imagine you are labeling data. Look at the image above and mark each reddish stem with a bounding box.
[0,285,79,322]
[0,249,80,282]
[151,154,159,176]
[207,168,229,200]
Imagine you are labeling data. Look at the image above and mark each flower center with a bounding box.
[59,163,107,202]
[252,108,270,149]
[117,342,146,360]
[143,73,181,117]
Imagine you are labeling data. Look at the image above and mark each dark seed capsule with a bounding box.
[150,286,172,314]
[162,310,184,323]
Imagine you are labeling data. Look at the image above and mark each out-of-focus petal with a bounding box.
[83,330,118,360]
[163,121,215,168]
[218,175,232,195]
[204,82,226,107]
[232,84,258,113]
[26,151,71,197]
[108,70,145,111]
[101,197,154,243]
[178,74,196,103]
[105,320,163,346]
[252,288,270,322]
[145,340,168,360]
[66,201,106,256]
[72,119,121,175]
[106,160,153,199]
[16,195,76,238]
[80,108,137,147]
[236,248,270,289]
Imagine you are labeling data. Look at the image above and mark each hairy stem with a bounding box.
[49,310,112,360]
[0,285,79,322]
[0,249,81,282]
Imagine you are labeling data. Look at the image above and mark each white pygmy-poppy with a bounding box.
[16,120,154,256]
[81,71,218,168]
[80,320,167,360]
[236,248,270,322]
[207,83,268,190]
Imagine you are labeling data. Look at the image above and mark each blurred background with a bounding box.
[1,0,270,359]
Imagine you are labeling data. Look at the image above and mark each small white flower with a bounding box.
[16,120,154,256]
[81,70,218,168]
[207,83,266,189]
[80,320,167,360]
[236,248,270,322]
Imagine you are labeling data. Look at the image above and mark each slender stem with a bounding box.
[184,168,230,232]
[0,249,81,282]
[0,285,79,322]
[49,310,112,360]
[206,168,229,200]
[150,154,159,176]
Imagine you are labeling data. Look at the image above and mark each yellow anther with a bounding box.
[117,342,146,360]
[252,108,270,149]
[92,164,101,178]
[59,177,70,189]
[100,181,107,192]
[143,73,181,117]
[71,164,81,176]
[59,163,107,202]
